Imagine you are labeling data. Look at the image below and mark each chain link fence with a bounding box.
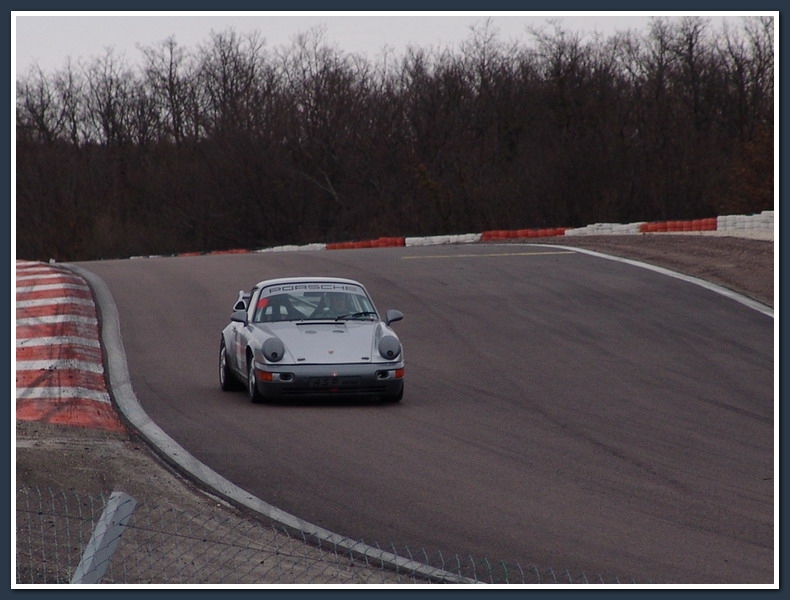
[15,486,636,585]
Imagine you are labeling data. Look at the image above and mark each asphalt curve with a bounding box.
[77,243,774,584]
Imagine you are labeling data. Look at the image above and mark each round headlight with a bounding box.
[378,335,401,359]
[263,337,285,362]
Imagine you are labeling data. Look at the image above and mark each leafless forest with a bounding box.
[16,17,773,261]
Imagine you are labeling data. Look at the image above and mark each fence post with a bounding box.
[70,491,137,584]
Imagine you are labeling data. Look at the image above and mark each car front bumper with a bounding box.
[252,361,404,399]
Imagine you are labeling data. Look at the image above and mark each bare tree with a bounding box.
[139,36,196,143]
[81,49,137,144]
[15,19,775,261]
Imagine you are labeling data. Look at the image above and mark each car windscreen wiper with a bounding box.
[335,311,378,321]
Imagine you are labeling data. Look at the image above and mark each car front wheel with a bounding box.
[247,356,266,404]
[219,340,242,391]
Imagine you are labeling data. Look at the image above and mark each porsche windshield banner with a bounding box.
[264,283,363,295]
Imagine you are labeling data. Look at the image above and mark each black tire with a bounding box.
[219,340,242,391]
[247,355,266,404]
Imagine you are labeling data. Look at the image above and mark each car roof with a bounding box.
[254,276,365,289]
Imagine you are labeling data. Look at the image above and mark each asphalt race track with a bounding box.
[78,243,774,584]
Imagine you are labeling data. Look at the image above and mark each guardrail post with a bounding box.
[70,491,137,584]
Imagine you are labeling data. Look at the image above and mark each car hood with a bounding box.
[264,320,383,364]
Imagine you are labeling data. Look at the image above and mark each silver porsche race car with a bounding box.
[219,277,405,403]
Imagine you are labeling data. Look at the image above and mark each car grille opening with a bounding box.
[309,376,360,388]
[280,376,390,396]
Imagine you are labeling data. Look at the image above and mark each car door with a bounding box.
[232,287,257,375]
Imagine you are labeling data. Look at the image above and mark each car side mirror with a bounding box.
[231,310,248,324]
[385,309,403,325]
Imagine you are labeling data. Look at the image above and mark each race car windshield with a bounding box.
[253,284,377,323]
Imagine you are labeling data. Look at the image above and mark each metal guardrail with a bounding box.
[15,486,637,585]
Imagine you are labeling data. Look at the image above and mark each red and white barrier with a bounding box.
[15,261,125,432]
[250,211,773,252]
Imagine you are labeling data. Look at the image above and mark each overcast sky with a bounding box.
[12,12,756,76]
